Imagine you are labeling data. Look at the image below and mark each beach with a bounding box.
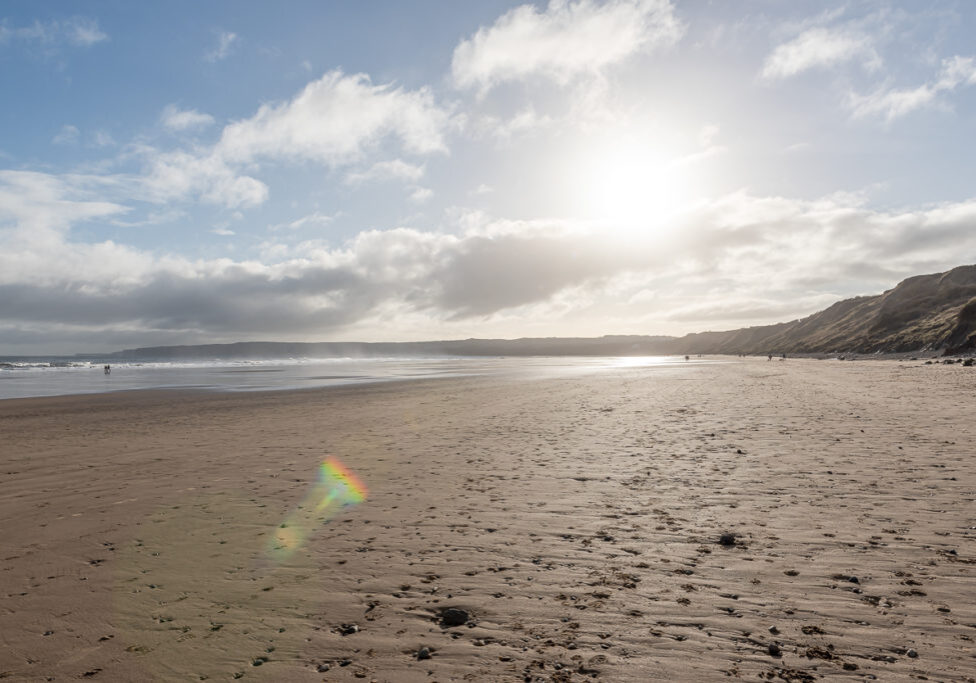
[1,358,974,682]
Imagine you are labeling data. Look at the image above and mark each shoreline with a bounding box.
[1,360,974,681]
[2,352,973,404]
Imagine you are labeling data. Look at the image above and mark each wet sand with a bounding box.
[1,358,974,681]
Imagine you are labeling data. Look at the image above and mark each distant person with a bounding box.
[104,365,111,375]
[767,354,772,361]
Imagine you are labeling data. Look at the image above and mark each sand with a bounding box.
[0,358,974,682]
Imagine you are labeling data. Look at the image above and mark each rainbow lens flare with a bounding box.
[268,456,368,562]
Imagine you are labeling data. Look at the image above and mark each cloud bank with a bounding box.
[5,161,976,352]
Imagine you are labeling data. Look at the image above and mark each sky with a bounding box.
[2,0,976,354]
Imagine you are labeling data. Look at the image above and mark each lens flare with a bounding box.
[268,456,368,562]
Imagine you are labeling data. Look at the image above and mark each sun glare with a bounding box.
[582,145,692,236]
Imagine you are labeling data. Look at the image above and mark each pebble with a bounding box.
[907,648,918,658]
[417,647,431,661]
[718,532,736,547]
[768,643,782,657]
[768,626,779,635]
[441,608,469,627]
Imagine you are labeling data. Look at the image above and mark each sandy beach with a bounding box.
[1,358,974,682]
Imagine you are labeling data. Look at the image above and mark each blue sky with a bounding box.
[2,0,976,353]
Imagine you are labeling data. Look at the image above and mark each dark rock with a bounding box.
[337,623,359,635]
[768,642,782,657]
[718,532,736,547]
[417,647,431,660]
[440,608,469,627]
[907,648,918,658]
[768,625,779,635]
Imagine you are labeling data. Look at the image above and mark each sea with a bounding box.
[0,355,704,401]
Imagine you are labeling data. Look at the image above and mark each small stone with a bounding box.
[907,648,918,658]
[440,608,469,627]
[316,663,331,673]
[718,532,736,547]
[417,647,431,661]
[768,626,779,635]
[768,643,782,657]
[337,623,359,635]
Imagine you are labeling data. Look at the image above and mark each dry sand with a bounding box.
[1,358,974,682]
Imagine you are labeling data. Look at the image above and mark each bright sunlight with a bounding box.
[581,143,693,235]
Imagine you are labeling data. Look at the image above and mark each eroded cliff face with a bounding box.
[675,265,976,355]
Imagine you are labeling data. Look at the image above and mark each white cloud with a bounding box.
[452,0,684,93]
[268,211,335,232]
[761,26,880,81]
[126,70,451,209]
[139,148,268,209]
[0,170,133,287]
[92,130,115,147]
[205,30,238,62]
[217,70,451,167]
[52,124,80,145]
[345,159,425,185]
[849,56,976,121]
[211,226,235,236]
[0,17,107,49]
[674,123,726,166]
[161,104,216,131]
[481,106,554,140]
[409,187,434,203]
[65,17,108,46]
[0,170,125,235]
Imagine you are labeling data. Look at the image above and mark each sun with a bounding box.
[581,144,692,236]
